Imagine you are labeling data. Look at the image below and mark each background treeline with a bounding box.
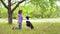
[0,0,60,19]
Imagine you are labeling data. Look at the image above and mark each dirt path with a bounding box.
[0,18,60,23]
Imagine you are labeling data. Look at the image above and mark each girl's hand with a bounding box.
[23,18,26,20]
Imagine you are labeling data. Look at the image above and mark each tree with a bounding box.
[0,0,25,24]
[30,0,60,18]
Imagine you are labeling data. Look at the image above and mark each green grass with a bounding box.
[0,22,60,34]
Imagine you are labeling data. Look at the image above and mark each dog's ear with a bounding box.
[26,16,29,18]
[26,16,32,18]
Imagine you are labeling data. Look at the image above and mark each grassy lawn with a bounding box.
[0,22,60,34]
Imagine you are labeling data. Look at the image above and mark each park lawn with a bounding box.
[0,22,60,34]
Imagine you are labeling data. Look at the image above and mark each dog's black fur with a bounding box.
[26,16,34,29]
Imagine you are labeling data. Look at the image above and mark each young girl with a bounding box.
[18,10,23,29]
[12,10,23,29]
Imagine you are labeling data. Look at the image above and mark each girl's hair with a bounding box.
[18,10,22,14]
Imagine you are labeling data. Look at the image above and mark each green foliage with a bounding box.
[0,0,60,19]
[0,7,8,18]
[0,5,60,19]
[30,0,60,18]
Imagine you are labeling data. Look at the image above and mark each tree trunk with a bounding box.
[8,10,12,24]
[8,0,12,24]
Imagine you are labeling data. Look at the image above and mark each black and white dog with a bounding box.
[26,16,34,29]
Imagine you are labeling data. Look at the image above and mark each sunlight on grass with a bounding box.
[0,22,60,34]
